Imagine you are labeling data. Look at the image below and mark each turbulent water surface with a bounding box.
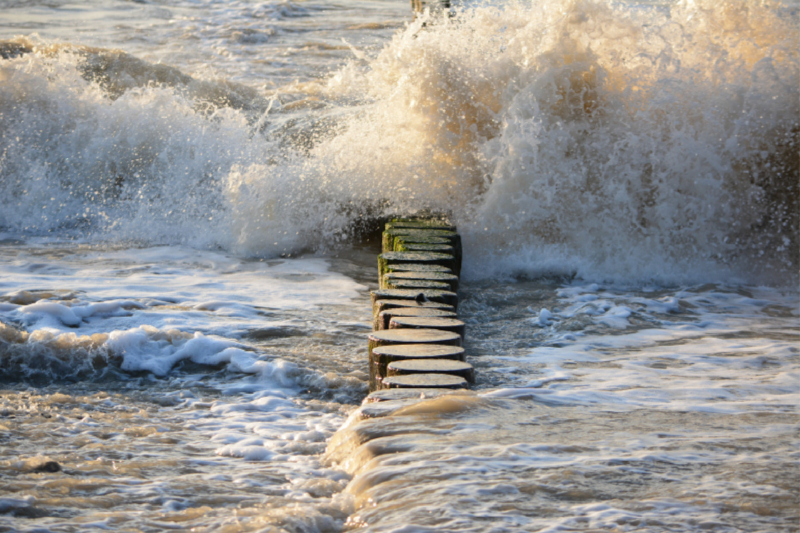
[0,0,798,531]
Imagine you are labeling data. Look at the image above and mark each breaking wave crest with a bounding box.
[315,0,799,283]
[0,0,797,284]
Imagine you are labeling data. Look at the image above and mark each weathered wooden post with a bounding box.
[411,0,451,18]
[366,217,474,393]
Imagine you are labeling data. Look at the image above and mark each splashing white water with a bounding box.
[312,0,799,283]
[0,0,797,284]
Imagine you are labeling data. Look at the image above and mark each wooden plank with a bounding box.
[384,279,452,291]
[367,329,462,391]
[371,343,466,388]
[370,288,458,314]
[381,373,468,390]
[388,316,466,339]
[384,271,459,291]
[375,307,457,330]
[387,358,475,384]
[378,251,458,279]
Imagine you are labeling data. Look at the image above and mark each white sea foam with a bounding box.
[1,0,796,284]
[0,242,364,530]
[0,1,797,531]
[0,246,366,381]
[315,0,799,283]
[481,283,800,413]
[323,281,797,532]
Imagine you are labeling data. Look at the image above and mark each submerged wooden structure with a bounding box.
[365,217,474,398]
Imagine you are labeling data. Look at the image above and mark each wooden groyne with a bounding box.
[365,217,474,398]
[410,0,451,18]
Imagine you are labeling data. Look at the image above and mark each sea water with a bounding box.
[0,0,797,531]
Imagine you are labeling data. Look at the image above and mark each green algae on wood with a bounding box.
[378,251,457,279]
[382,230,462,275]
[382,228,459,254]
[386,263,452,273]
[383,271,459,292]
[390,234,453,255]
[393,235,451,247]
[387,358,475,384]
[384,227,458,239]
[383,279,452,291]
[395,243,455,255]
[382,229,458,253]
[386,219,456,232]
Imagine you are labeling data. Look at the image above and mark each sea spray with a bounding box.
[0,2,796,531]
[313,0,799,283]
[0,0,797,284]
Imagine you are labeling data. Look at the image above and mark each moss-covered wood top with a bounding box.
[386,264,453,273]
[384,228,457,239]
[396,244,455,254]
[386,220,456,232]
[384,271,459,282]
[393,235,451,245]
[379,251,454,262]
[385,280,452,290]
